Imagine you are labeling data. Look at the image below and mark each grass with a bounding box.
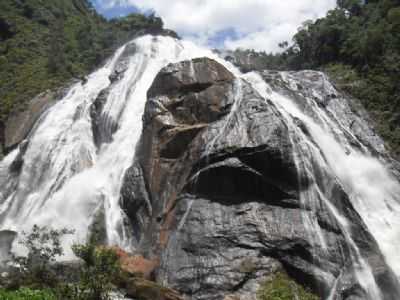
[0,288,56,300]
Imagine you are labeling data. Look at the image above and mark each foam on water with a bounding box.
[0,36,229,255]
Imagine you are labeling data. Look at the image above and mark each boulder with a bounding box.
[112,247,158,280]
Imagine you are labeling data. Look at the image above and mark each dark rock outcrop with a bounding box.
[0,121,5,158]
[0,18,15,41]
[217,49,271,73]
[0,230,16,264]
[121,58,400,300]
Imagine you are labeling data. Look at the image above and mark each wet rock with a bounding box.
[111,247,158,280]
[120,162,152,245]
[8,139,29,174]
[121,59,400,300]
[3,91,56,153]
[217,49,271,73]
[0,230,16,264]
[90,88,117,148]
[0,121,4,159]
[110,42,137,83]
[261,70,387,157]
[1,81,74,157]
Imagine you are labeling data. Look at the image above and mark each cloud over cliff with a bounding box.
[95,0,336,52]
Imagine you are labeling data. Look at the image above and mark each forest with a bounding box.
[0,0,166,123]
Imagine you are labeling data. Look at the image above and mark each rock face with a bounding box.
[217,49,275,73]
[0,84,72,156]
[2,91,55,153]
[121,58,400,299]
[0,230,16,264]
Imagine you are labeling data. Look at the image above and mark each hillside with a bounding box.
[0,0,172,136]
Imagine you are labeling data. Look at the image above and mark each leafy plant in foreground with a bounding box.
[8,225,74,289]
[57,240,120,300]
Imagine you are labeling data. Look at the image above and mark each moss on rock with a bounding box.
[257,272,319,300]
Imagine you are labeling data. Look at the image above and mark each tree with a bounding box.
[48,17,66,75]
[337,0,363,15]
[8,225,74,289]
[5,225,122,300]
[58,237,121,300]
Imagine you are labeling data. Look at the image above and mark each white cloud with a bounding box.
[102,0,337,53]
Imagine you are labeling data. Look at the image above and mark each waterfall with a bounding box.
[243,71,400,299]
[1,34,400,298]
[0,36,226,255]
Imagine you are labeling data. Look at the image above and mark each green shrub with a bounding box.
[257,272,319,300]
[4,225,123,300]
[58,242,121,300]
[8,225,74,289]
[0,288,56,300]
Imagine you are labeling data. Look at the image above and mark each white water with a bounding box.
[0,36,230,255]
[1,35,400,298]
[243,71,400,298]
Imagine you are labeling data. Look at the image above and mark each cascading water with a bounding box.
[0,35,229,255]
[1,34,400,299]
[242,71,400,299]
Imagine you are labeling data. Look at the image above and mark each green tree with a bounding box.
[58,240,120,300]
[8,225,74,289]
[0,0,174,140]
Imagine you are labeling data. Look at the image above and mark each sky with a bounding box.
[91,0,337,53]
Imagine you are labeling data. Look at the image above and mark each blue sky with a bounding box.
[90,0,140,19]
[90,0,336,53]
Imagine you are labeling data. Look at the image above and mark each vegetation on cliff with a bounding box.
[0,0,167,123]
[233,0,400,157]
[257,272,318,300]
